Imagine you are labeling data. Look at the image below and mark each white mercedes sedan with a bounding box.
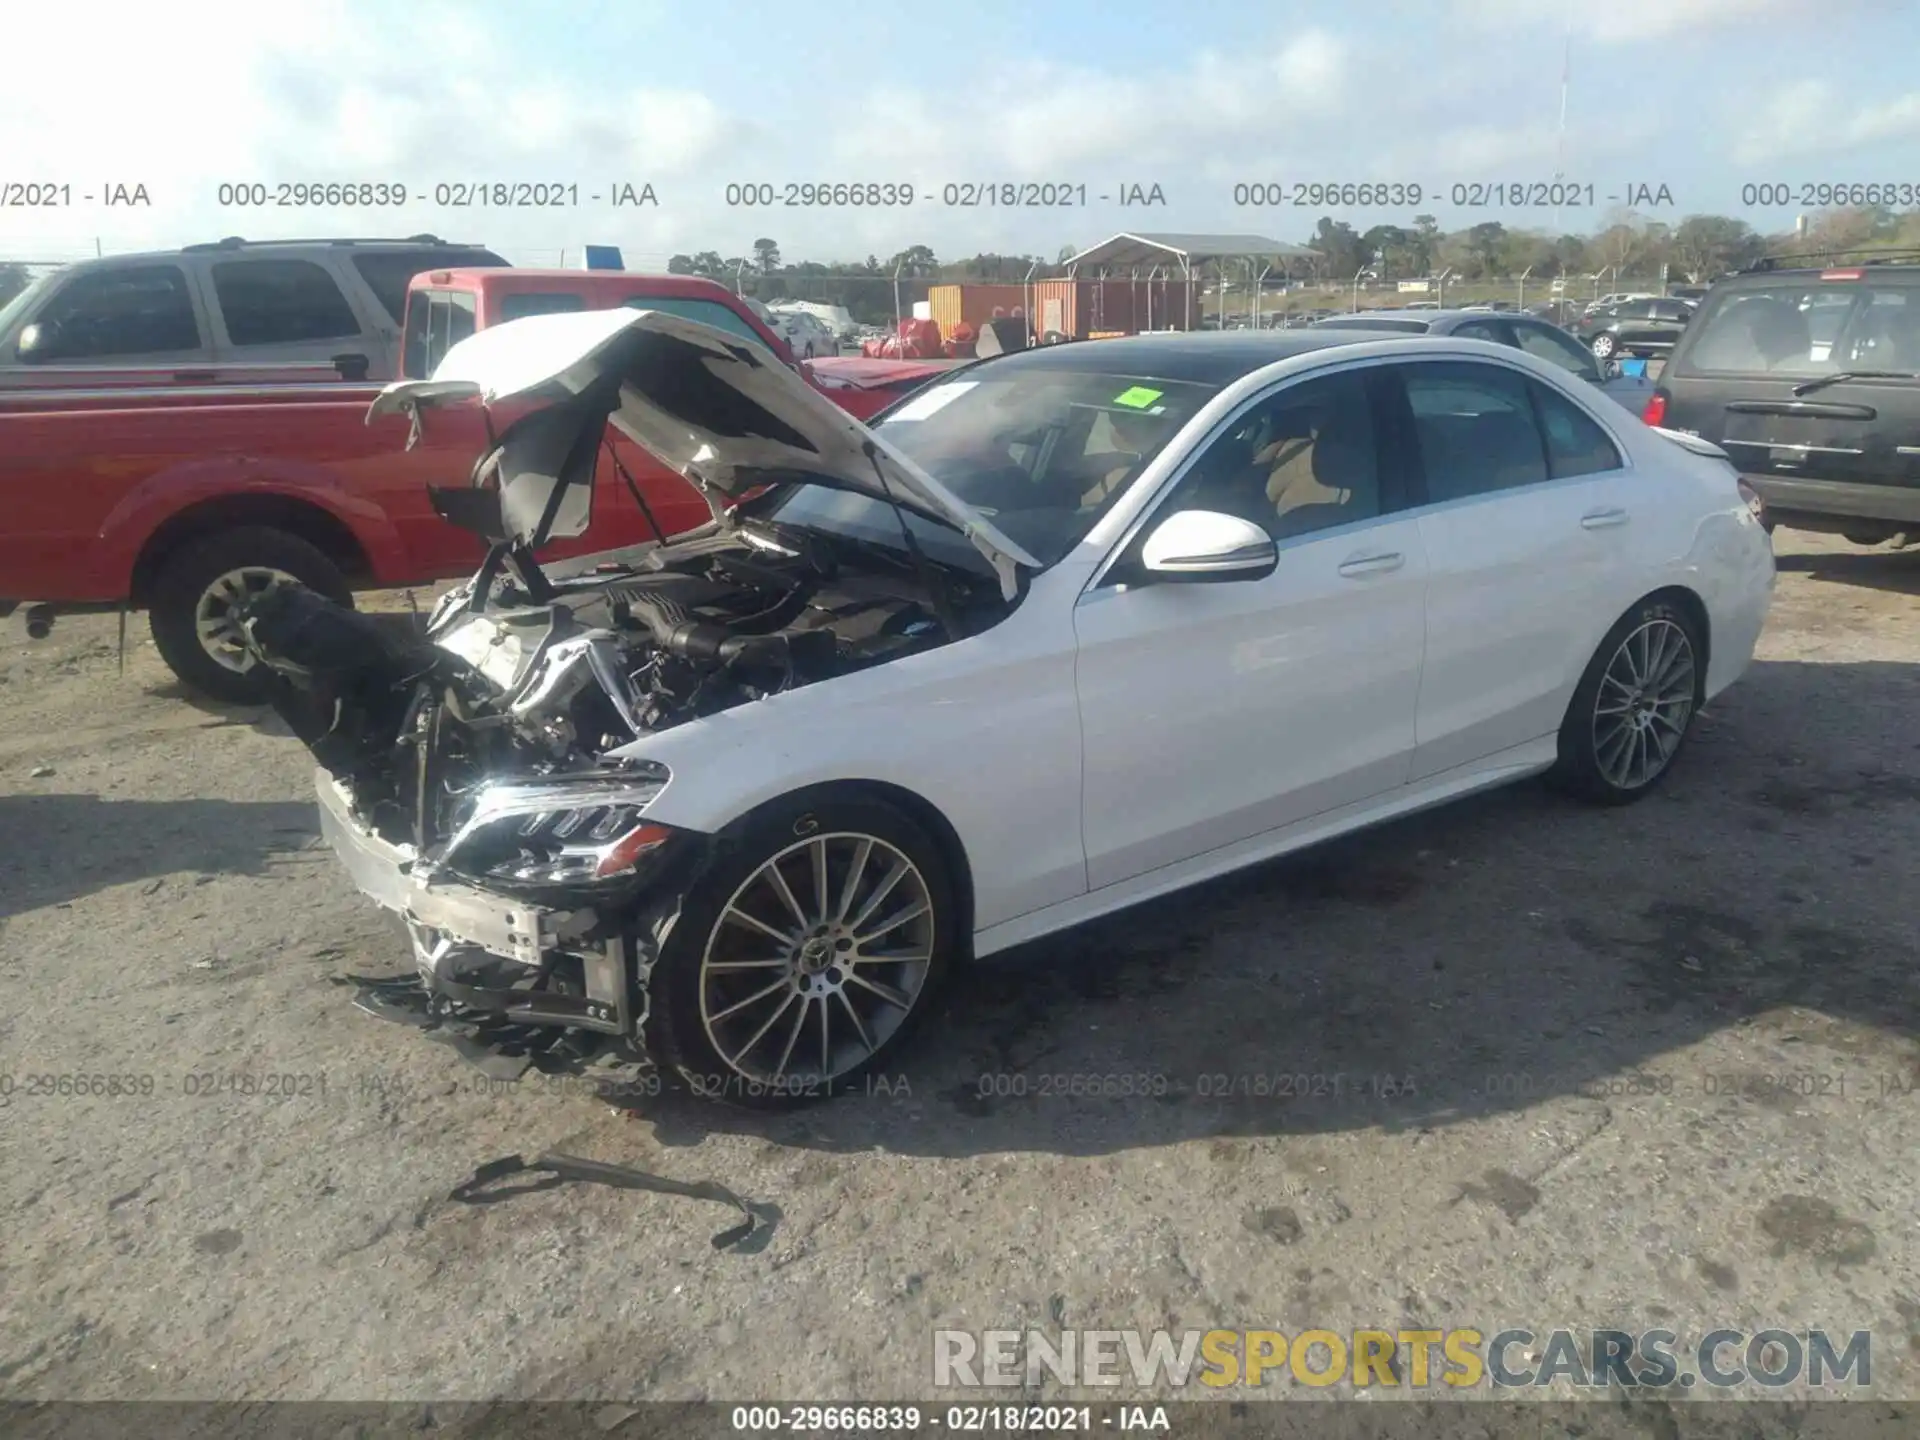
[239,312,1776,1107]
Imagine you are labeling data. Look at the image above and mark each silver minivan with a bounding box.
[0,235,508,386]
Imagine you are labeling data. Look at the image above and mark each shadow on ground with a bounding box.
[0,793,320,918]
[1773,542,1920,597]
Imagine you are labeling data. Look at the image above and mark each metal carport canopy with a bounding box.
[1060,233,1322,328]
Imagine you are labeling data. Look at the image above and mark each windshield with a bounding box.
[1680,282,1920,377]
[756,364,1218,570]
[0,272,55,338]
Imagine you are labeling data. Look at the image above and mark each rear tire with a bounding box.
[1549,597,1704,806]
[149,526,352,703]
[644,792,957,1109]
[1590,332,1617,360]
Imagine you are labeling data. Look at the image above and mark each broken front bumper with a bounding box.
[314,771,636,1034]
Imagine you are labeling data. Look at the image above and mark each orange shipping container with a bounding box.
[1029,278,1194,340]
[929,283,1029,340]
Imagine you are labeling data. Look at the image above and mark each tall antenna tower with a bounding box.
[1552,0,1572,232]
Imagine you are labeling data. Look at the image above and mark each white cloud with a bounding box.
[1454,0,1850,42]
[1729,79,1920,163]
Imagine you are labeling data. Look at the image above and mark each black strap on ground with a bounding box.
[448,1152,770,1251]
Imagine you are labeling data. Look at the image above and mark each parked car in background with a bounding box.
[770,300,858,341]
[1667,284,1712,303]
[0,236,507,386]
[782,311,841,359]
[1571,297,1696,360]
[1309,308,1657,411]
[1642,249,1920,546]
[243,317,1773,1105]
[1584,292,1657,315]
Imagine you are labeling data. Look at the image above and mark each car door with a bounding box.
[10,261,217,372]
[1073,364,1430,890]
[1611,300,1663,352]
[1645,299,1693,351]
[205,256,379,373]
[1390,358,1640,779]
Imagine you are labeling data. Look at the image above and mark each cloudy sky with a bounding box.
[1,0,1913,267]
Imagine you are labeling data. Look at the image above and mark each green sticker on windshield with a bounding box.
[1113,385,1163,409]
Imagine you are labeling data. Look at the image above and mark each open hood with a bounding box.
[368,308,1039,590]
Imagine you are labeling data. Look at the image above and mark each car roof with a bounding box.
[412,267,736,296]
[962,330,1414,386]
[47,237,494,275]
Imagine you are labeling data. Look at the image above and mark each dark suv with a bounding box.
[1643,249,1920,544]
[1570,296,1695,360]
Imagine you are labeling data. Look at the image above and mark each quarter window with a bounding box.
[28,264,202,358]
[1401,361,1549,501]
[211,259,361,346]
[1166,370,1384,541]
[1529,380,1622,478]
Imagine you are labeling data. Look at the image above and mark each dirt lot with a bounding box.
[1,530,1916,1413]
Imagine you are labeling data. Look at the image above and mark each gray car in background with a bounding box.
[0,235,508,385]
[1310,307,1657,412]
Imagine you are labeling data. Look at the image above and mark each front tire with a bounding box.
[1550,598,1704,805]
[645,793,957,1108]
[149,526,352,703]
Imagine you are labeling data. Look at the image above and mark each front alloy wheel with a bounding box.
[1552,598,1703,805]
[646,794,955,1106]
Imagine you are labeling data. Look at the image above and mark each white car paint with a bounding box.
[547,333,1776,958]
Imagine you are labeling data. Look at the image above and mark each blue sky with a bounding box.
[2,0,1915,267]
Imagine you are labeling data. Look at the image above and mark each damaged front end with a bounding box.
[240,307,1026,1076]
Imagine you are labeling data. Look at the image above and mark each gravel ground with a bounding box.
[0,529,1916,1414]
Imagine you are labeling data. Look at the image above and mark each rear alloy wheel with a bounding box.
[1589,331,1617,360]
[646,794,955,1107]
[149,525,352,703]
[1551,599,1703,805]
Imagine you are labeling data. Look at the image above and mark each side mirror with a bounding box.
[1140,510,1277,582]
[15,320,57,362]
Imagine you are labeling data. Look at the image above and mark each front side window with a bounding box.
[1161,370,1383,542]
[28,264,201,359]
[1510,320,1602,381]
[402,288,476,377]
[1400,361,1548,502]
[211,259,361,346]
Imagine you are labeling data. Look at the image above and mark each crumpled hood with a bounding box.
[367,307,1039,590]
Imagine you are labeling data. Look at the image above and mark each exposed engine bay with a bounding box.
[240,523,1010,852]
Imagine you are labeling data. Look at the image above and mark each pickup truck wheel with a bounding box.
[149,526,352,703]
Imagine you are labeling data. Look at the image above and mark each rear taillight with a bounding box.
[1641,390,1668,427]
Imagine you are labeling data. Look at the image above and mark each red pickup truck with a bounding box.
[0,269,948,701]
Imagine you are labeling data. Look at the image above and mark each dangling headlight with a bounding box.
[439,767,674,885]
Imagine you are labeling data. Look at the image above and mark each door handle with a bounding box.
[1337,551,1405,576]
[1580,507,1629,529]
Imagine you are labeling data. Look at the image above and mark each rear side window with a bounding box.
[352,249,507,325]
[211,259,361,346]
[499,292,587,321]
[622,295,768,348]
[29,264,202,358]
[1401,361,1548,502]
[402,288,477,377]
[1682,282,1920,376]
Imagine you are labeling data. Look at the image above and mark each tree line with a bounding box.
[669,205,1920,324]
